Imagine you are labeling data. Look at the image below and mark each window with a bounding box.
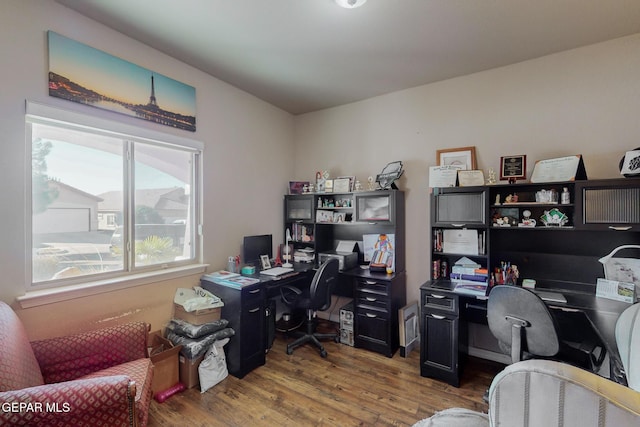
[27,103,202,289]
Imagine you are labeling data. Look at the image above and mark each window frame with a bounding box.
[24,101,205,297]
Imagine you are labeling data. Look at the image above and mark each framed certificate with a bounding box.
[500,155,526,182]
[457,170,485,187]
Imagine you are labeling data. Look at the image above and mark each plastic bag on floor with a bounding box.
[199,338,230,393]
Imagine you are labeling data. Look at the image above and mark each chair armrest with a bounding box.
[489,360,640,426]
[0,375,136,426]
[31,322,149,383]
[280,285,302,306]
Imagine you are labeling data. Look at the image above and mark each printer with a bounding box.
[319,241,359,271]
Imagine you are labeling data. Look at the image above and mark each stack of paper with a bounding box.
[451,257,488,297]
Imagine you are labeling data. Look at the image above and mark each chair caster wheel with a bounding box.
[320,350,328,358]
[286,347,293,355]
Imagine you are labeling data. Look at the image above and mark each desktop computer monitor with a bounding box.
[242,234,273,268]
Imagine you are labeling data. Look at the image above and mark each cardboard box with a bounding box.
[148,331,182,393]
[173,303,221,325]
[179,354,204,389]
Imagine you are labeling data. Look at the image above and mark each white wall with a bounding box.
[293,34,640,305]
[0,0,294,337]
[3,0,639,337]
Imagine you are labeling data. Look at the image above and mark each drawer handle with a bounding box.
[365,297,377,302]
[430,294,446,299]
[365,280,377,285]
[249,289,260,294]
[366,313,378,318]
[608,226,632,231]
[451,223,466,227]
[248,307,260,313]
[430,314,446,320]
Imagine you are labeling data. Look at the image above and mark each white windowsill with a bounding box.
[17,264,208,309]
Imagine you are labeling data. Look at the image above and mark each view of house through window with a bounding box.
[30,119,198,285]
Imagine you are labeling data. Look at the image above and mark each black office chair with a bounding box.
[487,286,606,371]
[280,258,340,357]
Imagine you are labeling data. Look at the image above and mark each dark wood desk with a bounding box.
[420,280,631,387]
[201,266,314,378]
[202,263,407,377]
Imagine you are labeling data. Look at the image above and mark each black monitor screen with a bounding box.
[242,234,272,267]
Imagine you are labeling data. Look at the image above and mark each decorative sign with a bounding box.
[620,150,640,176]
[530,155,587,183]
[376,161,404,189]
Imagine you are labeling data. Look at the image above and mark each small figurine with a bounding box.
[486,168,497,185]
[495,194,501,205]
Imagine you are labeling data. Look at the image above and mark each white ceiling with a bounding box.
[55,0,640,115]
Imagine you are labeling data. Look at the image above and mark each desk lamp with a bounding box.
[283,228,293,268]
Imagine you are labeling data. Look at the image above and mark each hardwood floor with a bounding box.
[148,322,504,426]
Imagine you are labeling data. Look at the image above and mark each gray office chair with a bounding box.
[487,286,605,371]
[615,302,640,391]
[280,258,340,357]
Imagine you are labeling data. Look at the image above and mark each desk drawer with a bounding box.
[356,310,389,344]
[355,279,389,294]
[356,279,390,310]
[423,291,458,315]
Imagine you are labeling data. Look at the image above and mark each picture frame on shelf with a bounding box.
[500,155,526,182]
[288,181,310,195]
[457,170,485,187]
[333,177,351,193]
[337,176,356,192]
[436,146,477,170]
[324,179,334,193]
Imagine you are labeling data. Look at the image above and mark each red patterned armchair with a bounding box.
[0,301,153,426]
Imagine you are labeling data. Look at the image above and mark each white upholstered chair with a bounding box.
[414,303,640,427]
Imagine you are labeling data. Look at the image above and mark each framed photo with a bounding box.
[324,179,334,193]
[500,155,526,181]
[436,146,477,170]
[337,176,355,192]
[333,177,351,193]
[260,255,271,270]
[288,181,309,195]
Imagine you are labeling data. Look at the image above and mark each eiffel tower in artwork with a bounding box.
[148,74,158,108]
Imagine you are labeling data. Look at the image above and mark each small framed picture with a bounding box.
[324,179,334,193]
[436,146,477,170]
[260,255,271,270]
[333,177,351,193]
[500,155,527,182]
[288,181,309,195]
[457,170,485,187]
[337,176,356,192]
